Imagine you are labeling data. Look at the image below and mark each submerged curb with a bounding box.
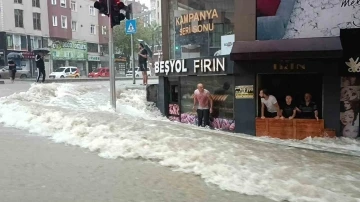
[20,77,159,83]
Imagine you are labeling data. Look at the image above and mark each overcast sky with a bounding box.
[139,0,151,9]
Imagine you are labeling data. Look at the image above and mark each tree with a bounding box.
[113,20,152,58]
[147,22,162,52]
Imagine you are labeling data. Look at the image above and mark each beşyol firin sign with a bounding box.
[155,57,226,75]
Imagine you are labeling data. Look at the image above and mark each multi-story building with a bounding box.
[47,0,109,76]
[0,0,49,76]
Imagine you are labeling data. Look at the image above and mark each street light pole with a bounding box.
[131,12,135,85]
[108,0,116,109]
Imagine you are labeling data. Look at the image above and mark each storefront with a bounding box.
[155,56,236,131]
[88,55,101,74]
[229,31,360,139]
[50,40,87,75]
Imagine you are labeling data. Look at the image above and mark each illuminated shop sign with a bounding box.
[155,57,226,75]
[176,9,219,36]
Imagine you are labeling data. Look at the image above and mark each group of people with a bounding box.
[259,89,319,120]
[7,52,46,83]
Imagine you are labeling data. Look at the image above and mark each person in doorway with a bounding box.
[296,93,319,120]
[280,95,296,119]
[193,83,213,127]
[35,52,46,83]
[138,43,148,85]
[259,89,280,119]
[8,60,16,83]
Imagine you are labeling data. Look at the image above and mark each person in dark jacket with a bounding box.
[8,60,16,83]
[35,53,45,83]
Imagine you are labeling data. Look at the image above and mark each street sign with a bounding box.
[125,19,137,35]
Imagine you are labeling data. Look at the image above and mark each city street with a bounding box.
[0,80,359,202]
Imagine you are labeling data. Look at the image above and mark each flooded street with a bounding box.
[0,81,359,202]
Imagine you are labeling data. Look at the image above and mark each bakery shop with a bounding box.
[151,0,360,139]
[153,56,236,132]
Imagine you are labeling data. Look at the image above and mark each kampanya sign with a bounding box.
[155,58,225,75]
[176,9,219,36]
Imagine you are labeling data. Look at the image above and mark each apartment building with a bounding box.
[0,0,49,75]
[47,0,109,75]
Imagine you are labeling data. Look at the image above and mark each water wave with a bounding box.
[0,83,359,202]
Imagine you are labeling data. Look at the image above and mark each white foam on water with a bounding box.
[0,83,360,202]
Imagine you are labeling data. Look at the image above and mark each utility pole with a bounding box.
[94,0,132,109]
[131,12,135,85]
[107,0,116,109]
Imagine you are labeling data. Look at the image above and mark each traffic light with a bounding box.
[94,0,108,16]
[110,0,126,27]
[94,0,132,28]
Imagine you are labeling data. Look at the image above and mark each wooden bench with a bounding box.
[255,118,335,140]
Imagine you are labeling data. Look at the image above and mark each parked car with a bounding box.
[125,67,151,78]
[88,67,109,78]
[0,67,31,79]
[49,66,80,79]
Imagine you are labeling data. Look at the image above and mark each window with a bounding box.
[60,0,66,8]
[30,36,42,50]
[102,26,107,35]
[7,35,14,49]
[87,43,98,52]
[89,6,95,16]
[71,1,76,11]
[9,35,27,51]
[33,13,41,30]
[51,0,56,5]
[14,0,22,4]
[52,16,58,26]
[32,0,40,7]
[90,24,96,34]
[71,21,77,31]
[14,9,24,28]
[61,16,67,28]
[65,68,71,73]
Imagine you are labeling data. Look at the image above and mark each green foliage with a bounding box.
[113,20,161,58]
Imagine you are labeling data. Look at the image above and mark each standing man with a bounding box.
[35,52,45,83]
[138,43,148,85]
[280,95,297,119]
[8,60,17,83]
[297,93,319,120]
[193,83,213,127]
[259,89,281,119]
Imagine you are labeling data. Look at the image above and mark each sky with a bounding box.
[138,0,151,9]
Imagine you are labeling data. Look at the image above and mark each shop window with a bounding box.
[257,74,323,119]
[170,0,235,59]
[180,76,235,131]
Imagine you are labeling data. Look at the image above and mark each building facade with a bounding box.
[0,0,49,76]
[155,0,360,139]
[47,0,109,76]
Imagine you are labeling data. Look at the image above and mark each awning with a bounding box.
[230,37,343,61]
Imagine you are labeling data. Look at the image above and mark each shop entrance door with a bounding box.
[257,73,323,118]
[168,81,180,121]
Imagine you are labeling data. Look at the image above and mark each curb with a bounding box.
[20,77,158,83]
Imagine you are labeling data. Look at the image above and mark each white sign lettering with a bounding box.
[194,58,225,73]
[155,60,186,75]
[155,57,226,75]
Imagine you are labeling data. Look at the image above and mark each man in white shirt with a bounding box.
[259,89,280,119]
